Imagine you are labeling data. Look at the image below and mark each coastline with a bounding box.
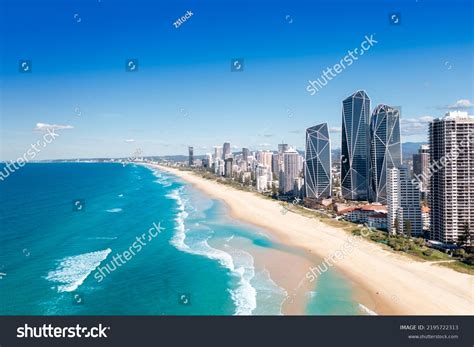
[153,164,474,315]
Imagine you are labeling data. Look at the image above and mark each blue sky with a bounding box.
[1,0,473,160]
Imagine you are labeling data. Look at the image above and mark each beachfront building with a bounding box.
[369,104,402,203]
[257,150,273,172]
[422,206,430,232]
[224,157,233,178]
[255,164,272,192]
[223,142,231,159]
[214,146,223,161]
[202,153,212,169]
[294,177,304,198]
[387,166,422,236]
[367,213,388,230]
[242,147,250,162]
[304,123,332,200]
[278,143,289,155]
[341,90,371,201]
[271,153,280,176]
[279,148,300,195]
[214,158,225,176]
[188,146,194,166]
[413,144,430,195]
[429,111,474,244]
[337,204,387,226]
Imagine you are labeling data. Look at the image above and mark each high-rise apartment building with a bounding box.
[242,147,250,162]
[223,142,231,159]
[214,146,223,161]
[387,166,422,236]
[429,111,474,244]
[188,146,194,166]
[279,148,300,195]
[257,150,273,172]
[278,143,289,155]
[271,153,280,176]
[224,157,233,178]
[413,144,430,194]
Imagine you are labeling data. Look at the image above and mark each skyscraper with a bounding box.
[304,123,332,199]
[279,148,300,195]
[275,144,289,176]
[271,153,280,175]
[429,111,474,244]
[341,90,371,200]
[369,104,402,203]
[223,142,231,159]
[242,147,250,162]
[214,146,223,161]
[278,143,289,155]
[387,166,422,236]
[257,150,273,172]
[224,157,233,178]
[188,146,194,166]
[413,144,430,194]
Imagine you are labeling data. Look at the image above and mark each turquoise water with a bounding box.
[0,163,367,315]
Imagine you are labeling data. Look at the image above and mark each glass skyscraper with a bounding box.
[341,90,371,200]
[369,104,402,203]
[188,146,194,166]
[223,142,231,159]
[305,123,332,199]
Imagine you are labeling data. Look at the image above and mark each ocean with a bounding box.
[0,162,367,315]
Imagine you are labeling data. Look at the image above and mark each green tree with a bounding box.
[393,216,399,235]
[404,220,412,238]
[457,223,472,249]
[271,182,278,197]
[244,176,251,186]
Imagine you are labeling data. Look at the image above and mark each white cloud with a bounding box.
[447,99,474,110]
[259,143,271,147]
[418,116,434,122]
[34,123,74,132]
[256,127,273,138]
[330,127,342,133]
[400,116,434,136]
[124,139,136,143]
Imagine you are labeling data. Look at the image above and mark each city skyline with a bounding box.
[1,0,473,160]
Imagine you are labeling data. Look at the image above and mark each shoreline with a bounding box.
[155,164,321,314]
[153,164,474,315]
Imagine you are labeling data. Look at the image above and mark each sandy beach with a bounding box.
[154,164,473,315]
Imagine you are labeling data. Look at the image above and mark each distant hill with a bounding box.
[330,143,425,163]
[402,142,427,159]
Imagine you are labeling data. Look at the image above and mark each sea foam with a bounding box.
[167,187,257,315]
[358,303,378,315]
[46,249,111,293]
